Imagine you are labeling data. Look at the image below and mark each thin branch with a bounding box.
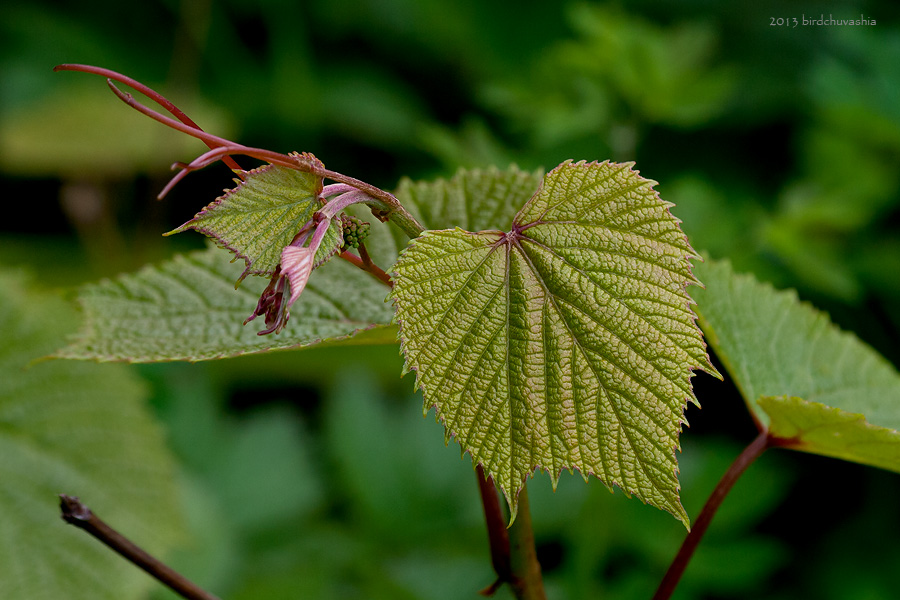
[53,63,243,173]
[652,430,772,600]
[476,465,511,596]
[59,494,220,600]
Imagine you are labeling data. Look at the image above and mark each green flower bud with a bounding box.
[340,214,371,251]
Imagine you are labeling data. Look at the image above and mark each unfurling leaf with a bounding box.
[166,153,342,282]
[281,246,315,306]
[693,259,900,473]
[391,160,717,525]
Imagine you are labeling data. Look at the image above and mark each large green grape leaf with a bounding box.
[0,269,181,600]
[391,160,718,525]
[167,155,342,282]
[692,259,900,472]
[57,246,395,362]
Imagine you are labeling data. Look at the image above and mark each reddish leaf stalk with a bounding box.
[59,494,220,600]
[652,430,773,600]
[476,465,511,595]
[339,246,391,287]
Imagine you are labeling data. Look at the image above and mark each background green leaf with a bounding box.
[392,160,716,524]
[370,165,543,268]
[693,259,900,472]
[0,269,181,600]
[760,396,900,473]
[168,159,342,281]
[396,165,543,232]
[58,245,395,362]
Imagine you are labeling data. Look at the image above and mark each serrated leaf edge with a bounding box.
[164,159,326,283]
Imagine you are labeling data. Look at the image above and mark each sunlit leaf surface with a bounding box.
[392,160,716,524]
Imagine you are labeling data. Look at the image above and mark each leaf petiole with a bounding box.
[653,430,772,600]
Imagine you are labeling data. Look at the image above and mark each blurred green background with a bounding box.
[2,0,900,598]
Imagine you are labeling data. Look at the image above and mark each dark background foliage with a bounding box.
[2,1,899,598]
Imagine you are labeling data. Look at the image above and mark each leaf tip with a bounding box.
[161,223,190,237]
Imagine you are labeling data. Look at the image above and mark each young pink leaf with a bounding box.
[281,246,315,308]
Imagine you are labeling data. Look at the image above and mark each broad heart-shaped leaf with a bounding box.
[0,269,181,600]
[391,160,717,525]
[692,259,900,473]
[166,154,342,282]
[57,245,395,362]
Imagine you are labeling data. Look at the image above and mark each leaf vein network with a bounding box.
[511,239,675,480]
[519,237,696,371]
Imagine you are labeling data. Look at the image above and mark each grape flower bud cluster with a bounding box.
[340,214,371,250]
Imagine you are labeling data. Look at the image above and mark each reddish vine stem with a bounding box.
[53,64,243,174]
[652,430,773,600]
[54,64,425,239]
[475,468,546,599]
[59,494,220,600]
[476,465,511,595]
[339,246,391,287]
